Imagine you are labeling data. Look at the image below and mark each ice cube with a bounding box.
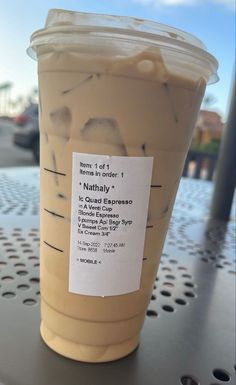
[50,106,71,140]
[81,118,120,143]
[81,118,127,155]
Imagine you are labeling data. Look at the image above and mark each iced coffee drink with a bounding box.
[28,9,218,362]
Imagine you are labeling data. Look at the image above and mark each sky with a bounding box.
[0,0,235,119]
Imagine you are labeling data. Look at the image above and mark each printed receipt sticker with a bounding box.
[69,152,153,297]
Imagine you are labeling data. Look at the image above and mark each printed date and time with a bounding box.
[77,241,126,265]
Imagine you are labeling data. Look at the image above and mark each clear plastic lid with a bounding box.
[28,8,219,84]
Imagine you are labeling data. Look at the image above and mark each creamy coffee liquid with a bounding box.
[38,47,206,361]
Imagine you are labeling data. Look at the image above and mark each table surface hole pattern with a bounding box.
[0,168,235,385]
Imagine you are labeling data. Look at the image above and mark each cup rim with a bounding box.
[28,9,219,84]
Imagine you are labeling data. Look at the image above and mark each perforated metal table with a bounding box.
[0,167,235,385]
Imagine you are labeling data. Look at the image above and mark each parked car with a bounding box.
[13,104,39,163]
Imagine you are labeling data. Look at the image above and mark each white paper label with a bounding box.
[69,152,153,297]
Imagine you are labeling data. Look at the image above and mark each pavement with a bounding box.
[0,118,35,168]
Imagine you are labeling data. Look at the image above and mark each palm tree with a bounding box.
[202,94,217,109]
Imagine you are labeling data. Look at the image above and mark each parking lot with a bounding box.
[0,118,35,168]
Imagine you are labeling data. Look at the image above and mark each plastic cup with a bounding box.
[28,9,218,362]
